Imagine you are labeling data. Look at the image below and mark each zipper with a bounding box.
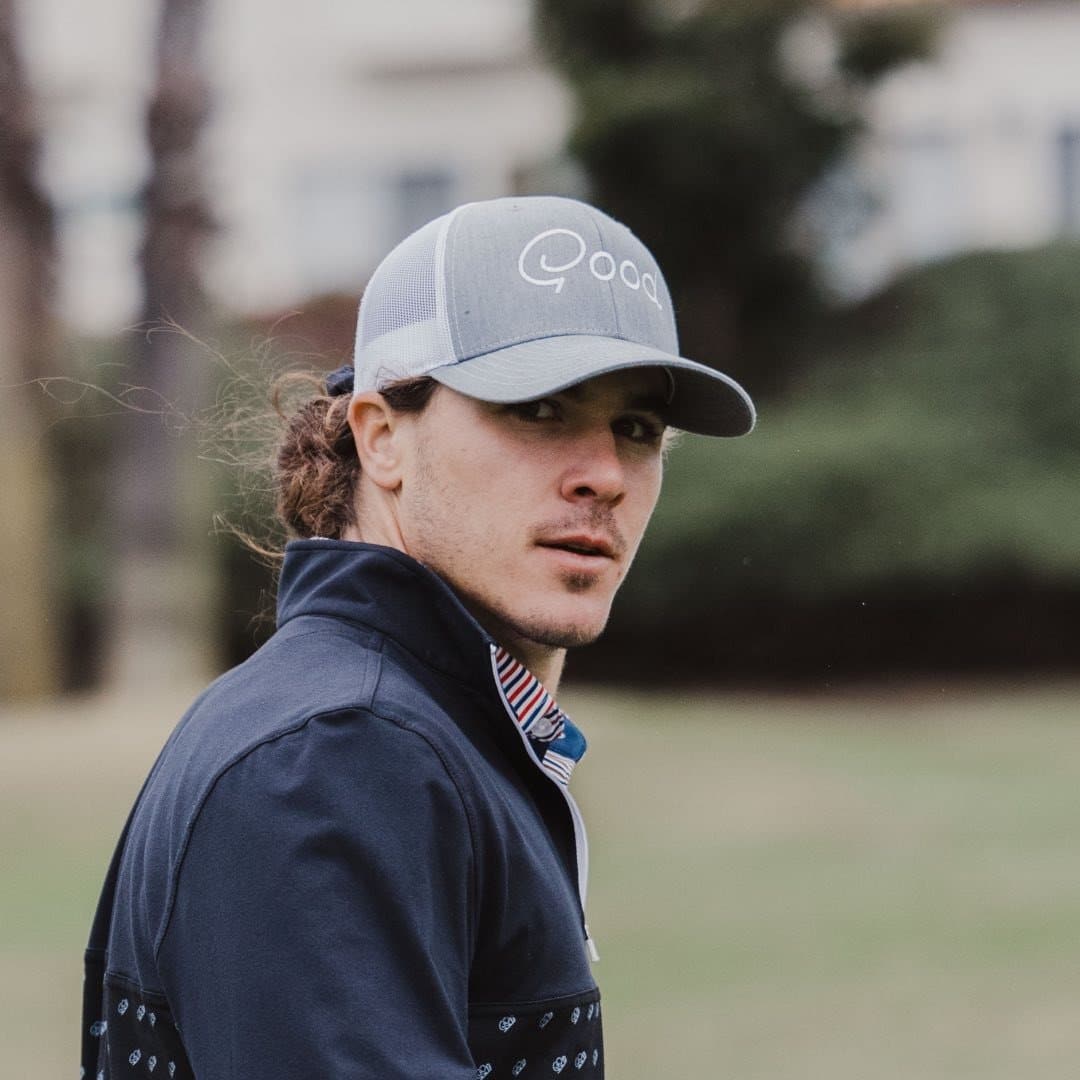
[489,645,599,963]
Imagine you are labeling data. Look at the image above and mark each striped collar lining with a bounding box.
[493,646,587,788]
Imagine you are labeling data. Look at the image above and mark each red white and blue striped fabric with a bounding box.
[494,646,587,788]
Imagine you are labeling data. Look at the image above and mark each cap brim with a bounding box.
[428,334,755,437]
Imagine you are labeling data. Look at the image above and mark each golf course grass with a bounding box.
[2,679,1078,1077]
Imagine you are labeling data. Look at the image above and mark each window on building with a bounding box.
[892,130,964,263]
[1057,125,1080,235]
[392,169,457,244]
[291,164,376,293]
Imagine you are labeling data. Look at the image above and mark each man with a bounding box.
[82,196,755,1078]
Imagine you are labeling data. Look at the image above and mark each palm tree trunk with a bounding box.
[0,0,59,699]
[109,0,216,691]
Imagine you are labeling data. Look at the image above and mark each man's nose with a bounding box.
[559,429,625,504]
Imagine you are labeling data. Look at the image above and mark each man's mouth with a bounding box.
[536,535,616,559]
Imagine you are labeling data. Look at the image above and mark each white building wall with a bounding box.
[828,0,1080,296]
[17,0,571,334]
[25,0,1080,325]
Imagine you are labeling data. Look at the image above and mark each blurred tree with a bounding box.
[110,0,217,690]
[0,0,60,699]
[534,0,938,399]
[575,244,1080,684]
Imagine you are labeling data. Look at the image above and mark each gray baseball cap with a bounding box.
[352,195,755,436]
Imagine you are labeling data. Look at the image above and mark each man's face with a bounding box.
[394,368,668,657]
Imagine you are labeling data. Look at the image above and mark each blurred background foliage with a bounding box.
[579,243,1080,683]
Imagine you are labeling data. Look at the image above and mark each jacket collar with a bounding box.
[277,539,497,693]
[492,647,586,787]
[276,539,587,784]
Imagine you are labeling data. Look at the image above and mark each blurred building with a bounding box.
[19,0,1080,326]
[823,0,1080,295]
[18,0,571,334]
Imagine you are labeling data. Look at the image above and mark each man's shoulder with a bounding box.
[151,613,482,810]
[131,619,381,826]
[110,617,476,978]
[187,616,383,752]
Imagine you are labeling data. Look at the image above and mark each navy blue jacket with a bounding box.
[82,541,602,1078]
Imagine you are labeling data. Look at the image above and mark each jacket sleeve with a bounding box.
[155,708,477,1079]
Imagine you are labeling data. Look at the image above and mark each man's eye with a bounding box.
[616,415,665,443]
[509,399,559,422]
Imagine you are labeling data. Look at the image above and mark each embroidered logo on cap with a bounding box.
[518,228,662,309]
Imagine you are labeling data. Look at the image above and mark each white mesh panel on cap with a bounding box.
[353,213,457,390]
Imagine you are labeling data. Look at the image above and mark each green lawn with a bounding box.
[3,681,1079,1078]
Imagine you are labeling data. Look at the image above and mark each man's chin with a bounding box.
[510,607,612,651]
[526,625,604,650]
[458,587,614,656]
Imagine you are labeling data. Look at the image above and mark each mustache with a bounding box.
[530,510,628,559]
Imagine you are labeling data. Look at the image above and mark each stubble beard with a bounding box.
[500,612,607,651]
[492,581,614,652]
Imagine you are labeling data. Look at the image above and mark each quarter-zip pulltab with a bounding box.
[585,925,600,962]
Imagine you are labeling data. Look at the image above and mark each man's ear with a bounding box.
[348,391,405,491]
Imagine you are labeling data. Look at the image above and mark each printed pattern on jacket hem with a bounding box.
[82,975,600,1080]
[82,967,192,1080]
[468,989,603,1079]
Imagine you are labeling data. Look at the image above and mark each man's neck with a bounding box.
[458,604,567,692]
[503,640,566,696]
